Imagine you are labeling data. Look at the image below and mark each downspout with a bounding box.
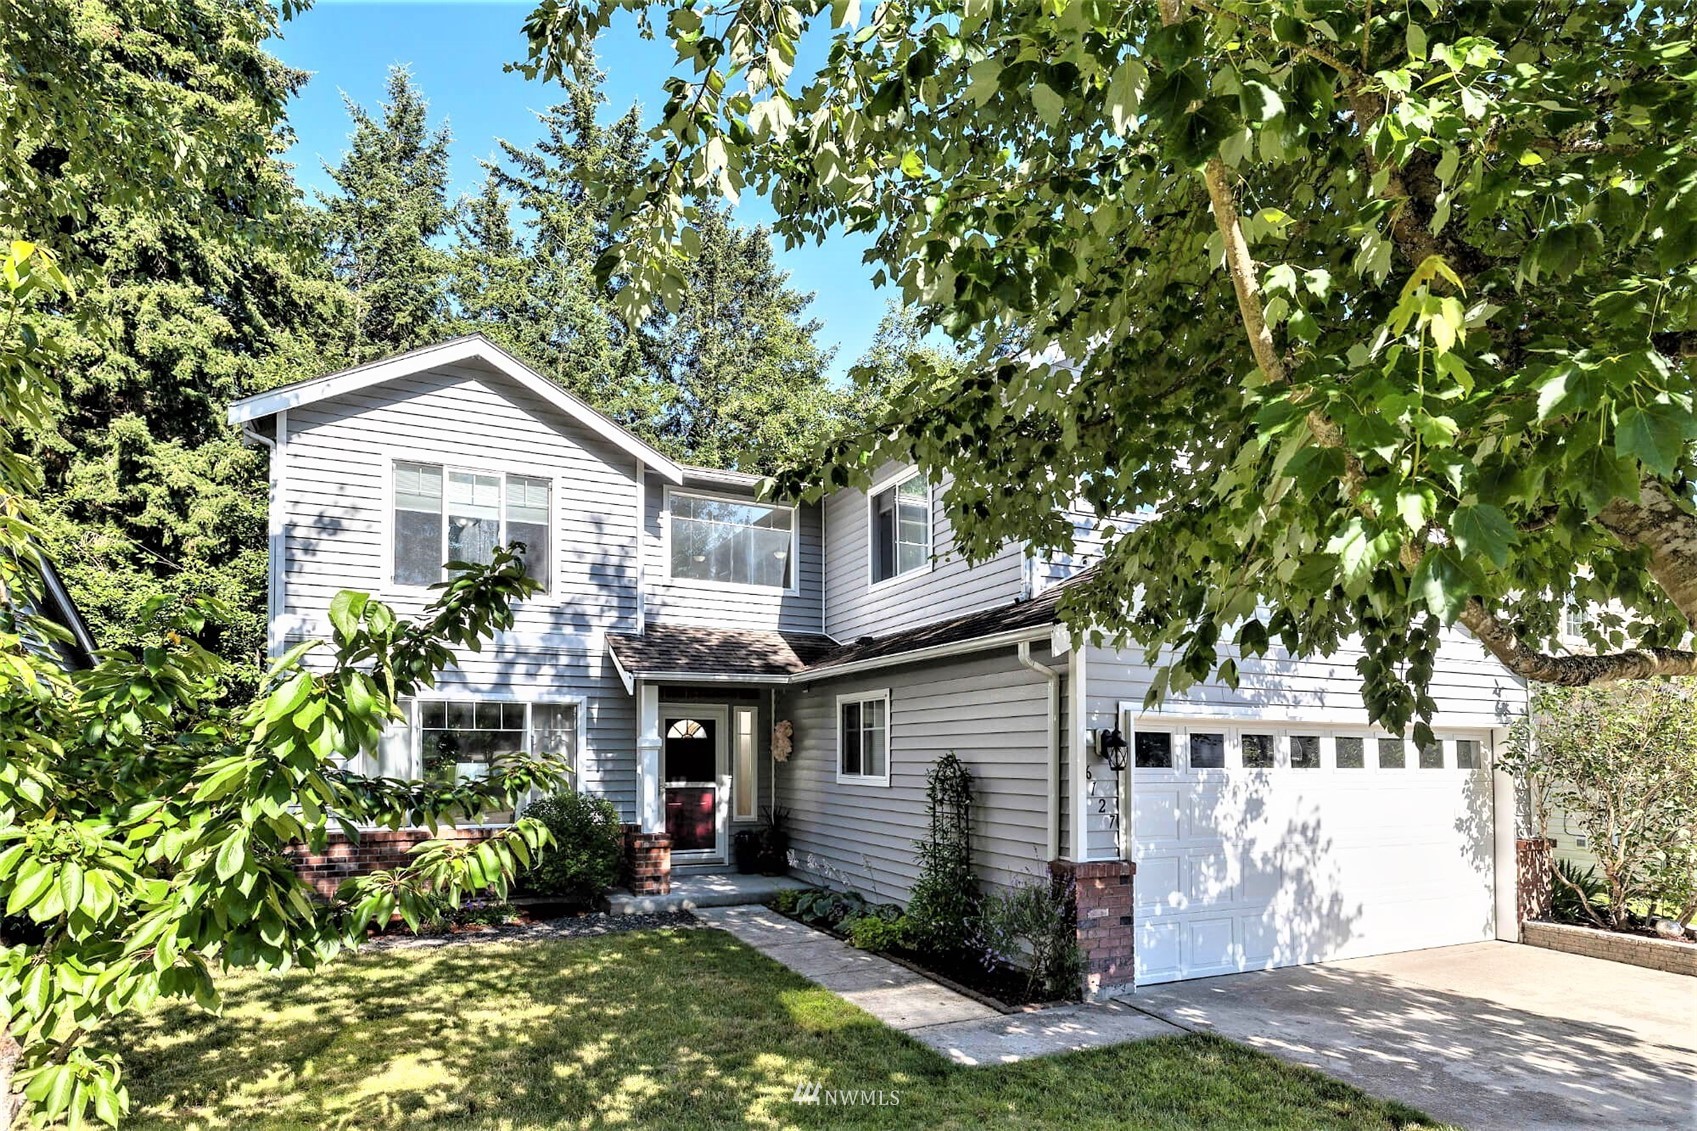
[241,420,283,658]
[1017,641,1062,860]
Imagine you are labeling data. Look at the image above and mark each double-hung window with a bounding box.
[667,492,795,589]
[838,691,890,784]
[871,474,930,583]
[393,461,551,590]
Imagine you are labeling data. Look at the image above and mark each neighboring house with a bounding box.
[230,335,1529,996]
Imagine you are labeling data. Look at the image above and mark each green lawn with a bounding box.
[115,928,1448,1130]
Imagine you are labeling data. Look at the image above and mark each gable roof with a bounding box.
[226,335,685,484]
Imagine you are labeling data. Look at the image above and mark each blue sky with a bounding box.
[272,0,883,373]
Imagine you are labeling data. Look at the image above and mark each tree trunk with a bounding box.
[0,1023,21,1131]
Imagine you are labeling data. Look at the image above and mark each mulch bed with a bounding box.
[366,910,701,950]
[765,905,1070,1012]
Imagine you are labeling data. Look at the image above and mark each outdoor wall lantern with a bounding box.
[1096,728,1129,772]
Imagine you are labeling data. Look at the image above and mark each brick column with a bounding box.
[1515,837,1556,927]
[1049,858,1136,1000]
[623,824,672,896]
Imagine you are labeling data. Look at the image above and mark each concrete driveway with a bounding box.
[1124,941,1695,1131]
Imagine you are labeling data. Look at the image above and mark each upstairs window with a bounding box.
[871,474,930,583]
[393,461,550,591]
[668,492,795,589]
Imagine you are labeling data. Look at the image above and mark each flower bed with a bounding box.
[765,898,1072,1011]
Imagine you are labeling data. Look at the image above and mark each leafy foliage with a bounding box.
[519,792,625,904]
[523,0,1697,734]
[904,753,980,958]
[1504,681,1697,928]
[845,913,907,951]
[1549,860,1609,927]
[979,873,1084,1002]
[791,886,868,929]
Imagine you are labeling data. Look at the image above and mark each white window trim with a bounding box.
[383,454,561,602]
[867,467,935,592]
[835,688,892,786]
[661,486,801,596]
[361,692,586,829]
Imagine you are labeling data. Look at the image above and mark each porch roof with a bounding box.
[609,570,1088,687]
[606,626,839,683]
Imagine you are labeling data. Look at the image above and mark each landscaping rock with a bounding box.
[1649,916,1686,940]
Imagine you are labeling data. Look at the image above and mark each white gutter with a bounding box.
[1017,641,1063,860]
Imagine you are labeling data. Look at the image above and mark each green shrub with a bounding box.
[770,888,802,914]
[905,753,980,957]
[1551,859,1609,925]
[520,792,624,903]
[848,914,908,951]
[980,874,1084,1000]
[795,887,867,928]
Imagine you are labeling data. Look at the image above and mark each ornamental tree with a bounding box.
[520,0,1697,733]
[1503,682,1697,929]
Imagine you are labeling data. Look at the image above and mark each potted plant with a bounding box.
[732,828,761,874]
[757,806,791,876]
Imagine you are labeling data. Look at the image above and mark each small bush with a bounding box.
[848,914,908,951]
[770,888,802,914]
[1551,859,1609,925]
[520,792,624,903]
[980,874,1084,1000]
[794,887,867,928]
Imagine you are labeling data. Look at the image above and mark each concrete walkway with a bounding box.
[607,872,809,915]
[694,906,1182,1058]
[1127,941,1697,1131]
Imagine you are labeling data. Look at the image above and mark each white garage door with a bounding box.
[1130,719,1496,986]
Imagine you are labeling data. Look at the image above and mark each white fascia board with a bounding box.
[226,335,685,484]
[789,624,1054,684]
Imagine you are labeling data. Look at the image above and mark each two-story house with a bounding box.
[230,334,1529,996]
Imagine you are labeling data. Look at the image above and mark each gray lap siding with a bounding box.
[278,360,644,821]
[775,648,1061,903]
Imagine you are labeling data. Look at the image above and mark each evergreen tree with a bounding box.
[454,74,849,473]
[30,27,349,697]
[457,76,649,410]
[320,66,452,359]
[642,203,839,473]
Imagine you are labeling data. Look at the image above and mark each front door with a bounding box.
[662,705,728,862]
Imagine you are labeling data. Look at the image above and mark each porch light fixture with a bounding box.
[1096,728,1129,772]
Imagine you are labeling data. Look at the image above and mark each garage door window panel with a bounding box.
[1334,736,1366,769]
[1241,732,1276,769]
[1377,738,1406,769]
[1289,735,1320,769]
[1135,732,1174,769]
[1188,731,1226,771]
